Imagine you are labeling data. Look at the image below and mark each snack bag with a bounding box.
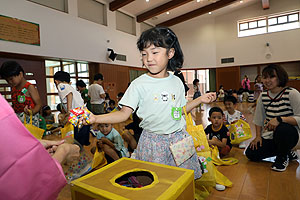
[68,107,91,128]
[227,119,252,144]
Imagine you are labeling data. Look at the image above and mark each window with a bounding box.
[140,22,154,34]
[116,11,136,35]
[268,12,300,33]
[27,0,68,12]
[238,18,267,37]
[45,60,90,110]
[129,69,146,82]
[78,0,106,25]
[0,79,11,104]
[181,69,210,99]
[238,10,300,37]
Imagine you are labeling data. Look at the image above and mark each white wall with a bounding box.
[1,0,299,69]
[0,0,141,67]
[215,0,300,67]
[172,15,217,68]
[172,0,300,69]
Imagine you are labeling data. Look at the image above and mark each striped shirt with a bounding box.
[224,110,247,124]
[253,87,300,148]
[261,88,294,126]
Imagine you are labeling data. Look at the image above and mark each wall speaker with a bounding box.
[107,48,117,61]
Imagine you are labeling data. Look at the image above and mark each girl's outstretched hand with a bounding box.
[199,92,217,104]
[79,113,96,125]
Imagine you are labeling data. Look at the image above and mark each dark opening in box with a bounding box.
[115,171,154,188]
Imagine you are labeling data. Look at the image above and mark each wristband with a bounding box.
[276,116,282,123]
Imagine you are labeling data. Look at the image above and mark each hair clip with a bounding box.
[165,29,177,47]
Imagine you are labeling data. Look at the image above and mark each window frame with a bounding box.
[45,60,89,110]
[238,10,300,37]
[27,0,68,13]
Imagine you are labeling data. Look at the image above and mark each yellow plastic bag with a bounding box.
[46,124,53,131]
[183,107,216,187]
[24,114,44,139]
[228,119,252,144]
[61,123,74,138]
[210,145,238,166]
[194,185,211,200]
[91,147,107,169]
[214,165,233,187]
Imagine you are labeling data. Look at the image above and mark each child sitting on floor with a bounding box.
[106,100,116,113]
[45,103,68,135]
[95,123,130,164]
[223,95,247,148]
[57,103,68,127]
[42,105,55,130]
[205,107,232,157]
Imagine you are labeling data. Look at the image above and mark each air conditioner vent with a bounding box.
[116,54,126,61]
[221,57,234,64]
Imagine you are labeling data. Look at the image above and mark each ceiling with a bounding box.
[102,0,264,26]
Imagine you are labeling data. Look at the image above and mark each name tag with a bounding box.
[171,107,182,121]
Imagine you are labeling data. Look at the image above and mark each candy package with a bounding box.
[68,107,91,128]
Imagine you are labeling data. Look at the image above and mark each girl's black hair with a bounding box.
[262,64,288,87]
[193,79,199,85]
[42,105,51,117]
[109,99,115,105]
[76,80,86,88]
[0,61,24,79]
[254,75,261,83]
[137,27,184,71]
[105,92,110,100]
[117,92,124,98]
[56,103,62,112]
[224,95,237,104]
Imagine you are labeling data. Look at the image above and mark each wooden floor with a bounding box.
[57,102,300,200]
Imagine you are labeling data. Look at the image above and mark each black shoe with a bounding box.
[271,155,289,172]
[288,150,299,161]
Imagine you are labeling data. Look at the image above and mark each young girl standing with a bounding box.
[254,75,263,100]
[0,61,42,127]
[84,27,216,179]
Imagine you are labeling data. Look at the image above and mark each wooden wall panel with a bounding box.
[90,63,131,101]
[287,80,300,92]
[216,66,241,91]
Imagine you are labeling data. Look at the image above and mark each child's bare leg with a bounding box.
[51,127,61,134]
[102,144,120,160]
[219,145,231,157]
[90,146,96,154]
[123,131,137,150]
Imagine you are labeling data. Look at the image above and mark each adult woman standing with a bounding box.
[241,75,251,91]
[245,64,300,172]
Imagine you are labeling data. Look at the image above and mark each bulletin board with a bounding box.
[0,15,40,46]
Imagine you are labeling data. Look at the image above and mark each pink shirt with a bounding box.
[242,78,250,90]
[0,94,67,200]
